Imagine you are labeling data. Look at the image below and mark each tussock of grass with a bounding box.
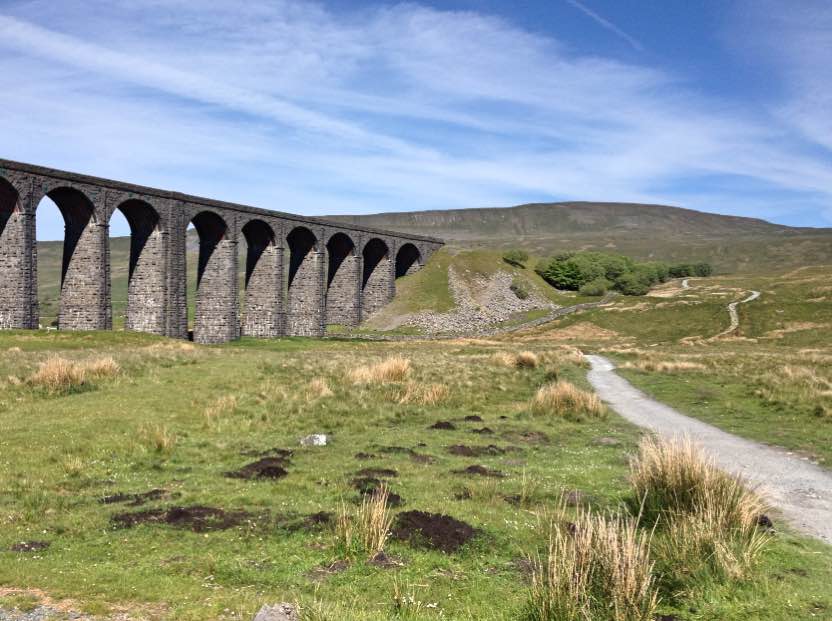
[306,377,334,400]
[27,356,120,393]
[396,381,449,405]
[138,424,177,454]
[491,350,541,369]
[349,356,411,384]
[203,395,238,427]
[526,505,658,621]
[530,381,605,421]
[334,487,393,558]
[622,360,707,373]
[630,437,769,591]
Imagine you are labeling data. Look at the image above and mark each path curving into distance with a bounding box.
[714,289,761,338]
[586,354,832,544]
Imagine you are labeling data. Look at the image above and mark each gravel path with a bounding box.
[586,355,832,544]
[714,289,760,338]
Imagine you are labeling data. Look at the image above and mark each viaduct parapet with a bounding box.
[0,159,443,343]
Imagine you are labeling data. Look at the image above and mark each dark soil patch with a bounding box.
[392,510,477,553]
[240,447,294,460]
[100,489,170,507]
[351,477,404,506]
[283,511,334,532]
[410,452,436,465]
[757,514,774,530]
[368,550,405,569]
[429,421,456,430]
[306,559,350,582]
[9,540,50,553]
[447,444,505,457]
[355,467,398,478]
[471,427,494,435]
[225,457,288,480]
[463,415,484,422]
[453,464,505,478]
[513,557,536,582]
[111,505,252,532]
[355,452,379,460]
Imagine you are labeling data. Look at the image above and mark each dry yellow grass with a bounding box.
[306,377,334,400]
[515,351,540,368]
[529,381,605,421]
[396,381,449,405]
[529,505,658,621]
[27,356,120,393]
[203,395,238,427]
[632,437,770,588]
[621,360,707,373]
[334,486,393,558]
[139,424,177,454]
[349,356,411,384]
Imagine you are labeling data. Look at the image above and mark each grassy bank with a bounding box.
[0,331,830,620]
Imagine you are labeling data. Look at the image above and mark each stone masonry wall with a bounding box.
[0,159,442,343]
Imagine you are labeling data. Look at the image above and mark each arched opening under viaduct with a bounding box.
[241,219,281,337]
[35,188,105,331]
[396,243,422,278]
[108,199,165,334]
[362,238,392,319]
[187,210,237,344]
[286,226,322,336]
[326,232,359,327]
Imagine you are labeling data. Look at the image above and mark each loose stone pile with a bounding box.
[404,268,555,334]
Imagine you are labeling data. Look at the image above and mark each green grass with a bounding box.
[1,332,828,619]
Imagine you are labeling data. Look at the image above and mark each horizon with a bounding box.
[1,0,830,240]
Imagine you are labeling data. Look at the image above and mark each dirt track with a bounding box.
[586,354,832,544]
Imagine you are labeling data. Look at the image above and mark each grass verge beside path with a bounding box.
[0,331,830,620]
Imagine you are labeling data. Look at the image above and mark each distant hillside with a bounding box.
[328,202,832,273]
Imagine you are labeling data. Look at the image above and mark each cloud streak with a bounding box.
[0,0,829,240]
[565,0,644,51]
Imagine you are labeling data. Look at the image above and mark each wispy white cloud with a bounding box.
[0,0,829,240]
[564,0,644,51]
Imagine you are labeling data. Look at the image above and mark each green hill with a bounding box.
[329,202,832,273]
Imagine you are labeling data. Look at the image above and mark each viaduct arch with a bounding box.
[0,159,442,343]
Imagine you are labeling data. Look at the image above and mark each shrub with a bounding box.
[530,381,605,421]
[693,262,713,277]
[515,351,540,368]
[503,249,530,267]
[614,272,650,296]
[578,277,611,297]
[526,507,658,621]
[349,356,411,384]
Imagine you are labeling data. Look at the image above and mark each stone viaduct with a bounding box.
[0,159,442,343]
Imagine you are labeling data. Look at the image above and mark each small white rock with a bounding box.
[253,603,299,621]
[300,433,328,446]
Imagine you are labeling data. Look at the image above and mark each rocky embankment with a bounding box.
[403,268,556,334]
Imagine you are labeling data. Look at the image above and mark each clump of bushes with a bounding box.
[491,351,540,369]
[503,249,530,268]
[535,251,712,297]
[529,381,605,421]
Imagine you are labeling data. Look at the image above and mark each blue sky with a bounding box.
[0,0,829,239]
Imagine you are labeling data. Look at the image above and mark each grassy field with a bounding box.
[518,267,832,465]
[0,329,830,620]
